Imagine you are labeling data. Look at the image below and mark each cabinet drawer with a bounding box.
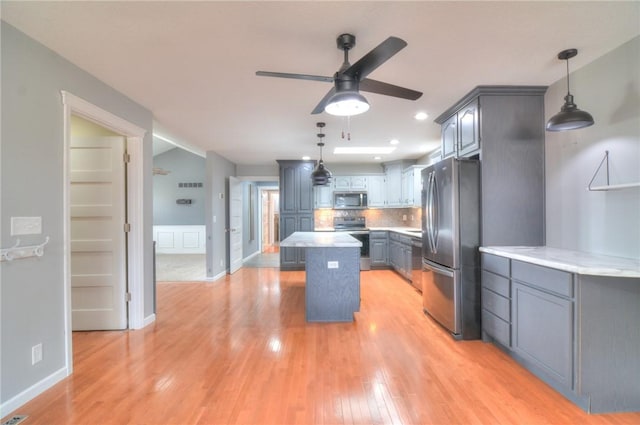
[482,270,510,297]
[370,231,387,239]
[482,253,509,277]
[512,260,573,298]
[482,310,510,347]
[482,288,510,321]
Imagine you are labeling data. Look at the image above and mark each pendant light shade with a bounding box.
[311,123,332,186]
[546,49,594,132]
[324,91,370,116]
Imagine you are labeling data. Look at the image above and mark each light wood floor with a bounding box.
[8,269,640,424]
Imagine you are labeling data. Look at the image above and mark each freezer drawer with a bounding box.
[422,259,460,335]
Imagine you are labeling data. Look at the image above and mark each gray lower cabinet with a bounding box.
[512,281,574,390]
[369,231,388,268]
[389,232,412,280]
[481,252,640,413]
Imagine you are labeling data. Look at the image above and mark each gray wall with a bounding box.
[205,151,237,278]
[1,22,154,406]
[545,36,640,259]
[153,148,206,225]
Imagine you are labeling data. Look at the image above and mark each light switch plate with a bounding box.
[11,217,42,236]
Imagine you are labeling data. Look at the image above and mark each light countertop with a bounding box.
[280,232,362,248]
[314,227,422,238]
[479,246,640,278]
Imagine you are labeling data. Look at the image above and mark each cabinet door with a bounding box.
[367,175,386,207]
[402,244,412,279]
[280,214,298,267]
[297,215,314,264]
[314,184,333,208]
[457,99,480,157]
[412,167,425,207]
[350,176,368,190]
[385,164,403,207]
[298,162,315,213]
[370,238,388,266]
[280,165,298,214]
[512,283,574,390]
[401,169,413,206]
[333,176,351,191]
[441,114,457,159]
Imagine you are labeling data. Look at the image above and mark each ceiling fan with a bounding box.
[256,33,423,116]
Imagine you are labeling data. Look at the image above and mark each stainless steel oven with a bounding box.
[333,217,370,270]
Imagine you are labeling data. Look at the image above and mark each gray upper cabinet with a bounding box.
[436,86,547,247]
[440,99,479,159]
[441,114,457,159]
[457,99,480,157]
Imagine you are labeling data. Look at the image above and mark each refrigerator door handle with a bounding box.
[422,258,454,277]
[426,171,436,253]
[430,171,438,254]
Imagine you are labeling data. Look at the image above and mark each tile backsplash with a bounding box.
[315,207,422,229]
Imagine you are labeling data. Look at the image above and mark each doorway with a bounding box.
[62,91,147,375]
[69,115,128,330]
[261,188,280,254]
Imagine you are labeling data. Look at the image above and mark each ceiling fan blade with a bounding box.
[256,71,333,83]
[360,78,422,100]
[343,36,407,80]
[311,87,337,114]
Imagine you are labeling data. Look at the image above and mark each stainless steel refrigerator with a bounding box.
[421,157,481,339]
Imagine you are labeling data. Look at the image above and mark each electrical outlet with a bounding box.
[402,214,407,221]
[32,343,43,365]
[327,261,339,269]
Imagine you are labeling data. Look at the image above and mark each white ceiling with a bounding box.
[2,1,639,166]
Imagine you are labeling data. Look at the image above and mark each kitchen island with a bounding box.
[479,246,640,413]
[280,232,362,322]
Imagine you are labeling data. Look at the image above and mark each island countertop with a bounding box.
[479,246,640,278]
[280,231,362,248]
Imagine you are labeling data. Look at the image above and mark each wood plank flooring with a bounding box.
[6,268,640,424]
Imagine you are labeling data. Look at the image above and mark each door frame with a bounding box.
[61,91,147,374]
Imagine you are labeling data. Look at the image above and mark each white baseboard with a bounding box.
[142,313,156,328]
[206,270,226,282]
[243,251,260,262]
[0,366,68,418]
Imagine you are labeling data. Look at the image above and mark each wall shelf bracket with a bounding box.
[1,237,50,262]
[588,151,640,191]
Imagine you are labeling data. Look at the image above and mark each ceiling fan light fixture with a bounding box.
[546,48,594,132]
[324,91,370,116]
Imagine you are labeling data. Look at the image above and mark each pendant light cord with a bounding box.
[565,58,571,95]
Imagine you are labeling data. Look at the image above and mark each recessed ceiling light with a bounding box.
[334,147,397,155]
[415,112,428,121]
[374,156,382,160]
[389,139,399,145]
[302,156,311,160]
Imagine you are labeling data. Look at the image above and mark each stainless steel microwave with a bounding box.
[333,192,368,209]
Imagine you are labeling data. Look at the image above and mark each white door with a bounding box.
[70,136,128,330]
[229,176,243,274]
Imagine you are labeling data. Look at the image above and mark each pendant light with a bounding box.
[546,48,594,131]
[311,122,332,186]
